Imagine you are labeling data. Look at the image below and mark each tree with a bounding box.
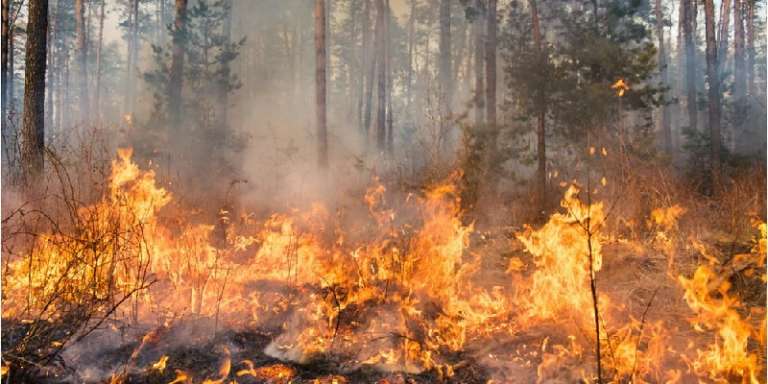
[75,0,89,120]
[472,0,484,126]
[655,0,671,153]
[704,0,721,191]
[683,0,697,133]
[717,0,732,65]
[21,0,48,179]
[2,0,9,123]
[530,0,547,214]
[745,0,755,96]
[94,0,106,119]
[733,0,746,100]
[315,0,328,168]
[374,0,386,152]
[168,0,188,126]
[438,0,451,150]
[484,0,496,129]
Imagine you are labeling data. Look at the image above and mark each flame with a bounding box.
[514,185,605,325]
[151,355,169,373]
[611,78,629,97]
[2,149,765,382]
[678,265,761,382]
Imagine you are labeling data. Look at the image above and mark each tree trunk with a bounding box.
[168,0,188,126]
[704,0,721,192]
[315,0,328,168]
[485,0,496,128]
[745,0,755,96]
[733,0,746,99]
[438,0,451,150]
[75,0,89,122]
[717,0,731,66]
[94,0,105,120]
[405,0,415,109]
[530,0,546,214]
[473,0,484,126]
[374,0,386,152]
[363,0,375,146]
[21,0,49,179]
[385,0,393,154]
[2,0,9,123]
[655,0,672,153]
[220,0,233,130]
[683,0,697,132]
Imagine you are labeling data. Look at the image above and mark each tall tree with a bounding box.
[704,0,721,191]
[530,0,547,213]
[438,0,451,150]
[362,0,374,144]
[315,0,328,168]
[655,0,671,152]
[75,0,89,120]
[21,0,49,179]
[745,0,755,96]
[1,0,9,123]
[374,0,386,151]
[484,0,496,129]
[219,0,233,129]
[168,0,188,126]
[473,0,484,126]
[717,0,732,64]
[683,0,697,132]
[733,0,746,99]
[125,0,139,116]
[94,0,105,120]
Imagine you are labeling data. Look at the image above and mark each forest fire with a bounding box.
[1,0,766,382]
[1,149,765,383]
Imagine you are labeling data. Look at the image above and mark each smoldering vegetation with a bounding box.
[1,0,767,383]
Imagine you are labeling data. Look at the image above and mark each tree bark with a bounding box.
[75,0,89,121]
[745,0,755,96]
[405,0,415,112]
[484,0,496,129]
[21,0,49,179]
[704,0,721,192]
[94,0,105,120]
[315,0,328,168]
[168,0,188,126]
[473,0,484,126]
[362,0,375,145]
[683,0,697,132]
[733,0,746,99]
[385,0,393,154]
[530,0,547,214]
[374,0,386,152]
[2,0,9,123]
[439,0,451,150]
[655,0,672,153]
[220,0,233,130]
[717,0,731,65]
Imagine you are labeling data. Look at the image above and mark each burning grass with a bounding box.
[1,149,766,383]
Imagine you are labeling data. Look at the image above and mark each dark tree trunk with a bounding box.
[168,0,188,126]
[385,0,393,154]
[94,0,105,120]
[717,0,731,65]
[374,0,386,152]
[220,0,233,130]
[2,0,9,123]
[363,0,375,146]
[485,0,496,128]
[438,0,451,150]
[745,0,755,96]
[75,0,89,121]
[683,0,697,132]
[733,0,746,99]
[405,0,415,109]
[473,0,484,126]
[655,0,672,153]
[704,0,721,192]
[21,0,49,179]
[315,0,328,168]
[125,0,139,116]
[530,0,546,214]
